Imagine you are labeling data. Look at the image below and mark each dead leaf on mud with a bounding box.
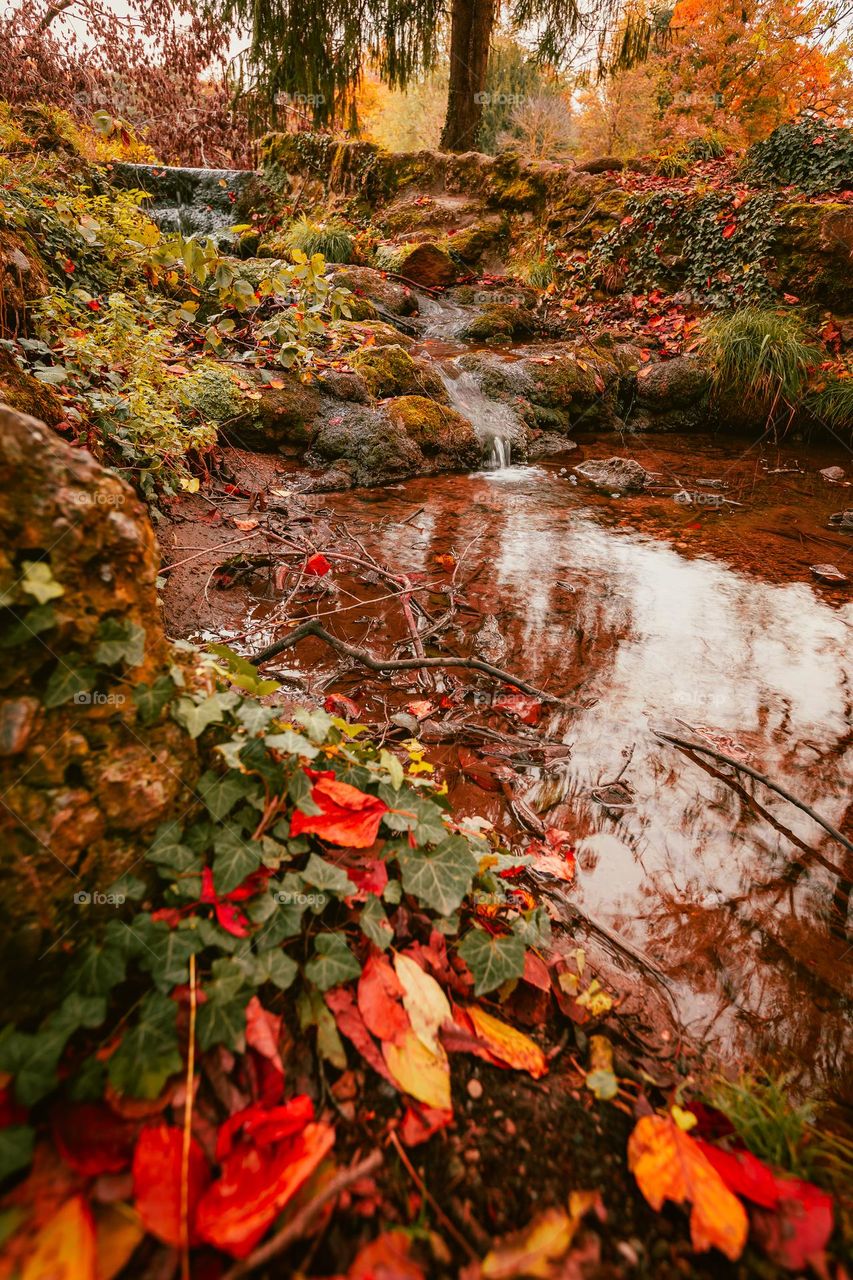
[628,1114,748,1260]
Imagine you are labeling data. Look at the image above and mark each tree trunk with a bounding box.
[440,0,496,153]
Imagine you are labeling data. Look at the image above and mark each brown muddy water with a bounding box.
[165,432,853,1102]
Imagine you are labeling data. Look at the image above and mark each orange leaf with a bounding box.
[289,775,388,848]
[722,223,736,239]
[195,1121,335,1258]
[357,953,409,1043]
[132,1124,210,1247]
[94,1203,144,1280]
[21,1195,96,1280]
[466,1007,548,1079]
[628,1115,748,1260]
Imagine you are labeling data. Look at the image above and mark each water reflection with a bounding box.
[322,464,853,1096]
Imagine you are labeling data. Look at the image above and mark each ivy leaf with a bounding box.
[513,907,552,951]
[172,691,238,739]
[139,925,204,991]
[252,948,298,990]
[206,957,250,1004]
[359,895,393,950]
[459,928,526,995]
[197,770,254,821]
[50,992,107,1036]
[0,1029,66,1105]
[212,826,262,895]
[302,853,353,896]
[197,997,247,1052]
[395,835,477,915]
[288,768,322,814]
[95,618,146,667]
[304,933,361,991]
[0,1127,34,1180]
[108,993,182,1099]
[265,729,320,759]
[146,822,200,874]
[133,676,175,724]
[20,560,64,605]
[43,662,97,709]
[0,602,56,649]
[73,943,127,997]
[380,790,448,844]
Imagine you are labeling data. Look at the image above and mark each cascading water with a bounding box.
[111,163,256,244]
[437,361,522,470]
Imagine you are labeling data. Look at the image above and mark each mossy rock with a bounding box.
[329,266,419,317]
[392,243,460,289]
[0,351,65,427]
[485,155,544,211]
[386,396,480,463]
[339,321,415,349]
[185,364,322,452]
[771,202,853,308]
[442,220,505,265]
[460,303,535,343]
[351,345,447,401]
[0,230,50,338]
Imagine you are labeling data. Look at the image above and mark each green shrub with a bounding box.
[284,216,354,263]
[702,307,819,406]
[654,149,691,178]
[746,114,853,194]
[686,131,727,162]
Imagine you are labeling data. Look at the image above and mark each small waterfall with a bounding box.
[438,362,520,470]
[111,163,257,244]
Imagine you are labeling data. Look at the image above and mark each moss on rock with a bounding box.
[0,351,66,427]
[351,344,447,400]
[0,230,50,337]
[386,395,480,463]
[184,363,322,452]
[460,303,535,343]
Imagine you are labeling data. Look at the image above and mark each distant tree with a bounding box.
[476,37,565,154]
[224,0,627,151]
[498,91,576,160]
[573,64,662,158]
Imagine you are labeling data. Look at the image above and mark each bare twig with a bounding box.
[249,619,563,703]
[387,1129,478,1260]
[222,1149,384,1279]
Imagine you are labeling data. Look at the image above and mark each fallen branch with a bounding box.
[387,1129,478,1260]
[655,729,853,857]
[249,619,564,703]
[222,1149,384,1279]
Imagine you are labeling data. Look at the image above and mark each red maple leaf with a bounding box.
[289,774,388,848]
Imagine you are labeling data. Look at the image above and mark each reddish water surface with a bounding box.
[168,432,853,1099]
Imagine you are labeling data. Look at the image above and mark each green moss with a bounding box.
[460,303,534,342]
[351,345,446,400]
[386,395,479,463]
[0,352,66,427]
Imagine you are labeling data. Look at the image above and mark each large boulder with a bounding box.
[185,364,322,452]
[636,355,710,410]
[460,302,535,343]
[0,349,67,428]
[574,456,650,495]
[0,406,198,1008]
[459,343,623,433]
[392,243,460,289]
[351,344,447,401]
[771,202,853,309]
[386,396,480,467]
[329,265,419,317]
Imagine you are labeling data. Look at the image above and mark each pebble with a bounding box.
[467,1078,483,1100]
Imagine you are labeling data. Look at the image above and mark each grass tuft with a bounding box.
[808,375,853,431]
[702,307,819,407]
[284,216,354,263]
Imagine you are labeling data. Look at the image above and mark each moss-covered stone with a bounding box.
[0,351,65,427]
[329,265,419,317]
[386,395,479,463]
[184,363,321,452]
[351,344,447,401]
[0,230,49,337]
[460,303,535,343]
[770,202,853,308]
[391,242,460,289]
[339,320,415,349]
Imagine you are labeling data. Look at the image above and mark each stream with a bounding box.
[149,165,853,1104]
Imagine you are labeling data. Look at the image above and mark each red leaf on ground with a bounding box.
[345,859,389,900]
[494,694,542,726]
[751,1176,834,1271]
[216,1096,314,1162]
[245,997,284,1076]
[52,1103,136,1177]
[196,1121,335,1258]
[324,693,361,720]
[523,950,552,991]
[326,986,398,1086]
[406,699,434,719]
[694,1140,780,1210]
[305,553,331,576]
[399,1102,454,1147]
[132,1124,210,1247]
[289,775,388,848]
[722,222,737,238]
[348,1228,426,1279]
[357,953,409,1044]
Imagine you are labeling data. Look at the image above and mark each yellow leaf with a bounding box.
[628,1115,748,1261]
[481,1207,574,1279]
[22,1195,96,1280]
[382,1029,451,1110]
[94,1203,144,1280]
[672,1105,698,1132]
[467,1006,548,1079]
[394,953,451,1055]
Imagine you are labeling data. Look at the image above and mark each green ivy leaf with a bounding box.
[252,948,298,990]
[95,618,146,667]
[197,996,247,1052]
[359,895,392,950]
[107,992,182,1099]
[74,943,127,997]
[265,729,319,759]
[146,822,200,874]
[395,835,477,915]
[172,691,238,739]
[197,770,254,821]
[133,676,175,724]
[302,853,352,896]
[212,825,262,895]
[20,560,64,605]
[0,1127,34,1180]
[43,661,97,709]
[304,933,361,991]
[459,928,526,995]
